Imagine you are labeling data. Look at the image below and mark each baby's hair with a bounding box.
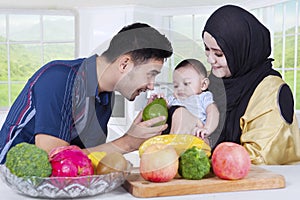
[175,58,207,77]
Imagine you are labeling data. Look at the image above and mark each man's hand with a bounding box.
[86,110,168,155]
[123,110,167,149]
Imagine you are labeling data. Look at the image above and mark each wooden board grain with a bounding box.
[123,166,285,198]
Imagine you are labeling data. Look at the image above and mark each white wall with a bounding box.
[77,6,135,57]
[76,6,133,141]
[0,111,7,130]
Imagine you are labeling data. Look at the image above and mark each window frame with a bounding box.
[0,9,77,109]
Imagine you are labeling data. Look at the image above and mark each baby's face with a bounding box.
[173,66,204,101]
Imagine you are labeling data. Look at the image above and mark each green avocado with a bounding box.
[142,98,168,126]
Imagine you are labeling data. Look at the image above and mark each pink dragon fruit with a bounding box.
[49,145,94,177]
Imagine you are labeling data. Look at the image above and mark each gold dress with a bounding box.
[240,75,300,165]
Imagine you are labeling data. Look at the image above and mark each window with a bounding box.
[252,0,300,110]
[0,10,76,109]
[166,0,300,110]
[163,14,207,81]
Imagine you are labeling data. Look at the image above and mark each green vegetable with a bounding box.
[142,98,168,126]
[5,142,52,178]
[178,146,211,180]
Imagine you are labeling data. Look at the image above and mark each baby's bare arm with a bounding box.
[203,103,219,136]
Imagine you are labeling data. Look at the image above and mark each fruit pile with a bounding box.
[5,143,128,178]
[5,137,251,182]
[138,134,251,182]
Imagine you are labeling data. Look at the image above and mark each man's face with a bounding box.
[115,58,164,101]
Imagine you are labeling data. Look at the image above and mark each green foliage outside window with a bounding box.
[0,15,75,108]
[273,27,300,109]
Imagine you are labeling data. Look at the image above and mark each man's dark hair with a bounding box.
[175,58,208,77]
[101,23,173,64]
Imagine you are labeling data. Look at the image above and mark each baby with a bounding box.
[167,58,219,142]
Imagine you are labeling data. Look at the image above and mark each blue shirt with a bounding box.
[0,55,113,163]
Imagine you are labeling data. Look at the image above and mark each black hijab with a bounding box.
[202,5,281,147]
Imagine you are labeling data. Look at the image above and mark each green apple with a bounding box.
[142,98,168,126]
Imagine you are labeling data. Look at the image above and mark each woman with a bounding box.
[202,5,300,164]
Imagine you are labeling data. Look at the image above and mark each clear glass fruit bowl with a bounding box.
[0,164,131,198]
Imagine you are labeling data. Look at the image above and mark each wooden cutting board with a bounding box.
[123,166,285,198]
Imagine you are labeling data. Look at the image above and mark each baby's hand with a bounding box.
[148,93,166,103]
[193,127,211,145]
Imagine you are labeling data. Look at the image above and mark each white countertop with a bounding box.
[1,163,299,200]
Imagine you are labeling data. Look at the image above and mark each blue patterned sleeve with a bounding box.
[33,64,75,142]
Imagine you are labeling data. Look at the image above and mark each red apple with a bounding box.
[140,143,179,182]
[211,142,251,180]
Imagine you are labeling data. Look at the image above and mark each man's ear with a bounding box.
[201,77,210,91]
[118,55,131,72]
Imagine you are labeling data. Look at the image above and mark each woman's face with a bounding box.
[203,31,232,78]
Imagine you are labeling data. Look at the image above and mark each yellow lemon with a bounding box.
[139,134,211,157]
[88,151,107,171]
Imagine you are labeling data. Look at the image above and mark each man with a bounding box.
[0,23,173,163]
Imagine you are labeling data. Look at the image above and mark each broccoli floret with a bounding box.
[5,142,52,178]
[178,146,211,180]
